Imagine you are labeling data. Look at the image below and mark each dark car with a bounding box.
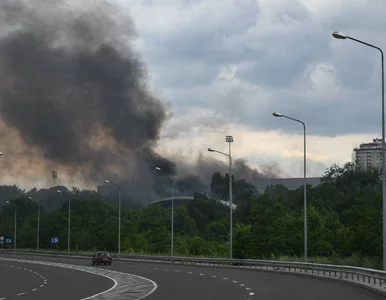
[92,252,112,266]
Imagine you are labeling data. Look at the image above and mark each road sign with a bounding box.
[0,236,4,241]
[5,238,12,244]
[50,237,59,244]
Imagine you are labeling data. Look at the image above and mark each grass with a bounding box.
[270,253,382,270]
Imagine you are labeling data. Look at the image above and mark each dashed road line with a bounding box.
[0,263,47,299]
[3,255,254,299]
[125,261,254,298]
[0,257,157,300]
[139,262,253,298]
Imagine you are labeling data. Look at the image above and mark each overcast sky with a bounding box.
[108,0,385,178]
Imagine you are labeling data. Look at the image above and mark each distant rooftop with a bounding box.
[149,196,237,209]
[252,177,322,192]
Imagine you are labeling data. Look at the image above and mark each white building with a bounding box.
[353,138,383,171]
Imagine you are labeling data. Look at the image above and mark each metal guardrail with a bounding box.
[1,248,386,295]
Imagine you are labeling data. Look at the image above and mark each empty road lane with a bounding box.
[1,253,385,300]
[0,259,113,300]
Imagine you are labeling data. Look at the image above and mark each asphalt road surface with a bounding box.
[1,253,385,300]
[0,259,113,300]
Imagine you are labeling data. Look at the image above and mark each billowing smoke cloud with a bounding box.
[177,154,279,185]
[0,0,278,206]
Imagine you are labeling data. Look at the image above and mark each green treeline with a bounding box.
[0,162,383,269]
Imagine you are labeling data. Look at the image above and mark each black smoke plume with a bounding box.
[0,0,277,207]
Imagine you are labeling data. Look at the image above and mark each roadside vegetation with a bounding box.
[0,162,383,269]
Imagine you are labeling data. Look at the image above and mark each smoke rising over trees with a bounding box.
[0,0,278,205]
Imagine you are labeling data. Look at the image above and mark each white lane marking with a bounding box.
[79,273,118,300]
[154,266,253,300]
[32,289,38,291]
[0,263,47,297]
[1,257,157,300]
[154,268,158,270]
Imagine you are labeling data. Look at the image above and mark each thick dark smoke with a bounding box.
[177,154,279,185]
[0,0,277,206]
[0,1,174,178]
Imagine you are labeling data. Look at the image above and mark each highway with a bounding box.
[1,253,385,300]
[0,258,113,300]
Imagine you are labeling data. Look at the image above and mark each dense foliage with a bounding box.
[0,162,383,268]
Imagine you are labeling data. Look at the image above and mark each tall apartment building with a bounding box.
[353,138,383,171]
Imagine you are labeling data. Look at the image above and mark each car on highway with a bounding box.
[92,252,112,266]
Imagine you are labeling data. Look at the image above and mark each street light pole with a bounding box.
[68,196,71,254]
[51,170,57,211]
[171,176,175,257]
[226,135,234,259]
[155,166,175,257]
[104,180,121,256]
[6,201,16,249]
[273,112,307,262]
[56,190,71,254]
[332,31,385,270]
[14,207,16,249]
[208,135,234,259]
[28,196,40,251]
[118,187,121,256]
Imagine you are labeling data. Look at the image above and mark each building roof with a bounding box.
[252,177,322,192]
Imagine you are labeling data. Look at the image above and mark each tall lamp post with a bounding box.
[51,170,57,211]
[56,190,71,254]
[6,201,16,249]
[332,31,385,270]
[272,112,307,262]
[208,135,234,259]
[27,196,40,251]
[104,180,121,256]
[155,166,175,257]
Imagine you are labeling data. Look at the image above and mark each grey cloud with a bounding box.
[139,0,260,69]
[221,85,381,137]
[139,0,386,138]
[147,59,220,88]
